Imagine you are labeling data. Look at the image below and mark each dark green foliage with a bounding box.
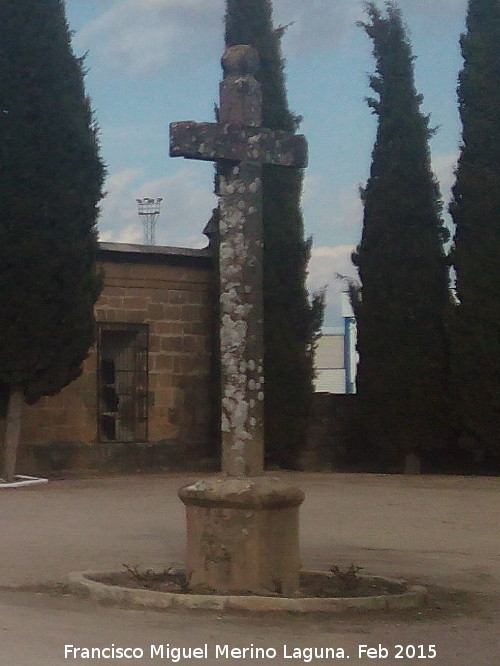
[225,0,323,468]
[0,0,105,404]
[449,0,500,460]
[351,2,451,467]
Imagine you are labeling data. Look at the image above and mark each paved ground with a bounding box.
[0,472,498,665]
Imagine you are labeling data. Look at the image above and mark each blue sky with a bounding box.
[65,0,468,325]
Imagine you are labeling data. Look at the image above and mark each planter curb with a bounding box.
[0,475,48,489]
[66,569,428,613]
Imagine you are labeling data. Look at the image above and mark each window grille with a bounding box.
[97,323,149,442]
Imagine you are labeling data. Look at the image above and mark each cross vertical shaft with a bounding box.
[219,158,264,476]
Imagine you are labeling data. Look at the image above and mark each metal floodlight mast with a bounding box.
[136,197,162,245]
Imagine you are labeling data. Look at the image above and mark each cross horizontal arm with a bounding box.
[170,121,308,169]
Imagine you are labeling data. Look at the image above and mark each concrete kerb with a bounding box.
[65,570,428,614]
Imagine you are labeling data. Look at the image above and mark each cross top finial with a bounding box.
[222,45,259,76]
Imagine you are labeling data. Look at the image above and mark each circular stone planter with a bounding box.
[66,569,427,613]
[0,475,48,489]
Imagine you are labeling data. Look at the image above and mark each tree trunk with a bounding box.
[2,387,24,483]
[404,451,421,475]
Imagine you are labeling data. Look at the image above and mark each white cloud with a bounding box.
[72,0,468,79]
[302,175,361,324]
[432,151,458,204]
[308,244,357,289]
[98,168,144,240]
[138,168,217,247]
[431,151,459,246]
[274,0,361,56]
[99,223,143,244]
[302,174,363,260]
[74,0,224,77]
[98,165,216,247]
[308,244,357,325]
[72,0,366,77]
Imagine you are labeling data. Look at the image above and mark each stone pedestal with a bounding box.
[178,476,305,596]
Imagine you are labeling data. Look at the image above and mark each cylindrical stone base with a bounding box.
[178,476,305,596]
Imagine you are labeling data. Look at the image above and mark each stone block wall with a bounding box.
[3,243,219,476]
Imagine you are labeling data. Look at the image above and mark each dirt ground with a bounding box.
[0,472,498,665]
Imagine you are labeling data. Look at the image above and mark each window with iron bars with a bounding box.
[97,323,149,442]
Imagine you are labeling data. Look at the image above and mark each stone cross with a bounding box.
[170,45,307,477]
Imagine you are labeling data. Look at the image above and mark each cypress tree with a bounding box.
[449,0,500,462]
[224,0,323,469]
[0,0,105,481]
[351,2,451,469]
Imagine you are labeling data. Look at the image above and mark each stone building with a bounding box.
[13,241,219,476]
